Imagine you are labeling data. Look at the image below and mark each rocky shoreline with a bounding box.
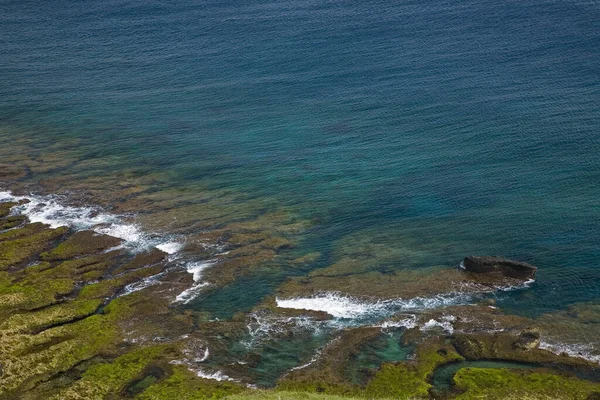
[0,196,599,399]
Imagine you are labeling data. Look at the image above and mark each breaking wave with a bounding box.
[275,292,473,320]
[539,340,600,364]
[0,190,182,254]
[174,261,216,303]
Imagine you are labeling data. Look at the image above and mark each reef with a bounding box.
[0,189,599,399]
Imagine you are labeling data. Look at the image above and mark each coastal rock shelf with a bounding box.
[0,197,599,399]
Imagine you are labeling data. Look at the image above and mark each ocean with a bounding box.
[1,0,599,385]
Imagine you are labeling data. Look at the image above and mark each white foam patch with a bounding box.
[175,282,210,304]
[242,314,323,349]
[277,294,372,319]
[0,190,182,255]
[196,347,210,363]
[374,315,418,330]
[156,241,183,255]
[290,347,324,372]
[196,369,234,382]
[122,272,165,295]
[186,261,215,282]
[173,261,218,304]
[276,292,471,320]
[498,278,536,292]
[421,318,454,334]
[539,340,600,364]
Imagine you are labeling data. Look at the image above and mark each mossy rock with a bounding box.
[0,225,69,270]
[47,345,177,400]
[111,248,167,276]
[225,391,366,400]
[364,338,463,399]
[452,332,596,369]
[278,327,383,396]
[135,365,244,400]
[0,201,16,218]
[453,367,600,399]
[1,299,102,334]
[41,230,123,261]
[0,222,48,242]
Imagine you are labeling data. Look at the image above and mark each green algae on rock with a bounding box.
[278,327,383,395]
[1,195,599,400]
[40,230,123,261]
[0,224,70,270]
[453,367,600,399]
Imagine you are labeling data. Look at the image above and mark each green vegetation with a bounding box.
[41,230,122,261]
[1,212,599,400]
[0,224,69,270]
[137,366,244,400]
[364,339,463,399]
[226,391,367,400]
[453,367,600,399]
[49,345,174,399]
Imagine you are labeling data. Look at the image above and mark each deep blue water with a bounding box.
[1,0,600,317]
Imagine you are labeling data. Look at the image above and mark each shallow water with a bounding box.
[1,0,599,383]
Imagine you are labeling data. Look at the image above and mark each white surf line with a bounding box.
[122,271,167,295]
[420,315,456,335]
[173,261,217,304]
[196,369,236,382]
[169,360,237,382]
[290,345,327,372]
[241,314,316,348]
[275,292,473,320]
[539,340,600,364]
[373,314,418,330]
[0,190,183,254]
[196,347,210,363]
[497,278,536,291]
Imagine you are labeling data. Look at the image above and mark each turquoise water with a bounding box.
[1,0,600,381]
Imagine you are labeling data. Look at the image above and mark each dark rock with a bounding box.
[514,328,541,350]
[463,256,537,280]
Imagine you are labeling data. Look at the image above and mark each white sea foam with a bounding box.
[196,369,234,381]
[156,241,183,255]
[0,190,181,255]
[276,292,472,320]
[539,340,600,364]
[122,272,165,295]
[196,347,210,363]
[373,315,417,330]
[421,317,454,334]
[498,278,535,291]
[186,261,216,282]
[290,347,324,372]
[173,261,217,303]
[175,282,210,304]
[241,314,324,349]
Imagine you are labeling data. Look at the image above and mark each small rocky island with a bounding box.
[462,255,538,280]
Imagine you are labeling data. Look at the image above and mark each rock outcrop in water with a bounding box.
[462,256,537,280]
[514,327,541,350]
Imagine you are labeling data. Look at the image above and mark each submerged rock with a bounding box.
[463,256,537,280]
